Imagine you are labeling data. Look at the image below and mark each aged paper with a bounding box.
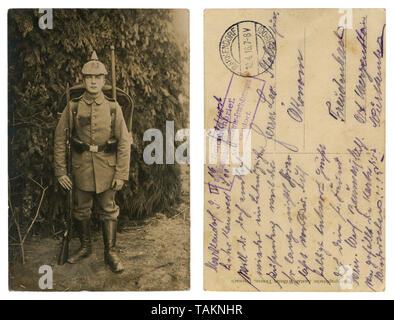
[204,9,385,292]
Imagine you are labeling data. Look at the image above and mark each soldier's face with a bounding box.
[84,75,105,94]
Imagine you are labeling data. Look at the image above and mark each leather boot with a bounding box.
[102,220,124,273]
[68,219,92,264]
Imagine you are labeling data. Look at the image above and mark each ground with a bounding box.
[9,167,190,292]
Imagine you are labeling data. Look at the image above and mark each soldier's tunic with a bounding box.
[54,91,130,221]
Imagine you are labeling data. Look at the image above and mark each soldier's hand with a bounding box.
[111,179,124,191]
[58,175,73,190]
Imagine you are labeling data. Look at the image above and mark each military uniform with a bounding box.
[54,51,130,273]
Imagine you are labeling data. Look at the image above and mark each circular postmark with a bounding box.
[219,20,276,77]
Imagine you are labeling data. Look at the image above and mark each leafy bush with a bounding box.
[8,9,189,244]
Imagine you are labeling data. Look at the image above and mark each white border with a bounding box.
[1,0,393,300]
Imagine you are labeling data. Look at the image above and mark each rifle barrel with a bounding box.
[110,45,117,101]
[58,83,73,265]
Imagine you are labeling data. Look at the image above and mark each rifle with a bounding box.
[111,45,117,102]
[58,82,73,265]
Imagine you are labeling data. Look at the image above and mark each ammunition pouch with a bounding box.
[71,137,86,154]
[104,138,118,153]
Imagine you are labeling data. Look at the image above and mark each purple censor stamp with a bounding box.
[206,74,266,193]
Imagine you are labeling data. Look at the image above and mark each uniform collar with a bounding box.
[82,91,105,105]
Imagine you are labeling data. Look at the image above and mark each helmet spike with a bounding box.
[91,50,98,61]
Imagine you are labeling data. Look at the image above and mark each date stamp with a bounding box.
[219,20,276,77]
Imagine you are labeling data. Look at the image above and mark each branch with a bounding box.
[8,179,25,264]
[22,185,48,244]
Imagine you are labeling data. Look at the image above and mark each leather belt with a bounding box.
[84,143,106,153]
[71,137,116,154]
[71,139,106,153]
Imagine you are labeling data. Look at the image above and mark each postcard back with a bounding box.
[204,9,385,291]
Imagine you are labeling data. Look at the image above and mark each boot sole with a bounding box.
[104,259,124,273]
[105,263,125,273]
[67,252,92,264]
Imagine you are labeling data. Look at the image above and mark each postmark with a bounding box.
[219,20,276,77]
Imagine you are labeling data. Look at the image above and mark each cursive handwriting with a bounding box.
[284,49,305,123]
[326,27,346,122]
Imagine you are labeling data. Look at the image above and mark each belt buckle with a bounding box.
[89,145,98,152]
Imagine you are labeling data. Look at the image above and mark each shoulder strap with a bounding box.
[109,101,117,138]
[69,100,78,136]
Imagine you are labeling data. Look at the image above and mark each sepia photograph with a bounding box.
[8,8,190,291]
[204,9,385,292]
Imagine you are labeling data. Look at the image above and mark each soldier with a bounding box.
[54,51,130,273]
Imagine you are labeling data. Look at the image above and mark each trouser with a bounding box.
[73,188,119,222]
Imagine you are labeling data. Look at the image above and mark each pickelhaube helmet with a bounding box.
[81,50,108,75]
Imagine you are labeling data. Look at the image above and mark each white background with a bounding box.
[1,0,393,300]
